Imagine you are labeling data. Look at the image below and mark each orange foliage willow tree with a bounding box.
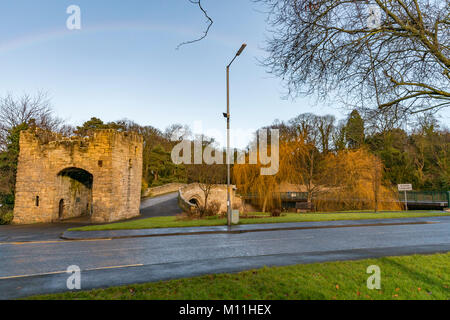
[317,149,402,212]
[278,135,322,204]
[234,135,319,212]
[234,142,401,212]
[233,153,281,213]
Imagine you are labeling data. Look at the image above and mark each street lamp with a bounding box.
[224,43,246,227]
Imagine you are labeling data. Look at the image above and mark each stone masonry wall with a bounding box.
[13,129,143,224]
[144,183,187,198]
[179,183,242,214]
[56,175,92,220]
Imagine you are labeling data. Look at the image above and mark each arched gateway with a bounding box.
[13,128,143,224]
[56,167,93,220]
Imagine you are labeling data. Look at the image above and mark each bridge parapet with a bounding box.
[399,191,450,209]
[178,183,241,214]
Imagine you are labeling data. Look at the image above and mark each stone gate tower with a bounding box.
[13,128,143,224]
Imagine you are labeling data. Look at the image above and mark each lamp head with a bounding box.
[236,43,247,56]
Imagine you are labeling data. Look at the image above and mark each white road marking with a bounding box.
[0,263,144,280]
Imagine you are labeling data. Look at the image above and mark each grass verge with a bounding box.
[69,210,448,231]
[27,253,450,300]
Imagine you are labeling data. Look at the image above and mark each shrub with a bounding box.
[187,206,201,218]
[270,209,281,217]
[176,206,202,221]
[0,209,14,225]
[205,200,221,217]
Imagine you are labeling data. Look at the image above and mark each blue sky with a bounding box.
[0,1,447,147]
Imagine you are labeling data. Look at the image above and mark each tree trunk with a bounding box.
[373,163,380,213]
[203,193,209,216]
[262,195,268,213]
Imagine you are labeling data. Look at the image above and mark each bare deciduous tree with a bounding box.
[0,92,64,150]
[187,163,226,216]
[163,123,192,142]
[259,0,449,115]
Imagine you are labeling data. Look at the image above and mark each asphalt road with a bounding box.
[139,192,180,218]
[0,216,449,299]
[0,192,180,243]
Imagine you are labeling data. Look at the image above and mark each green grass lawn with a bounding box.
[28,253,450,300]
[69,210,448,231]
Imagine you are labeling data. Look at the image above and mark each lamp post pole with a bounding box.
[225,43,246,227]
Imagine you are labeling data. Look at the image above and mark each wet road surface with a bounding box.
[0,216,449,299]
[0,193,179,243]
[139,192,180,218]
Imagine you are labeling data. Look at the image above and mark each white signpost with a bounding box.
[398,184,412,211]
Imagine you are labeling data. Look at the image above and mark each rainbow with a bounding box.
[0,21,244,55]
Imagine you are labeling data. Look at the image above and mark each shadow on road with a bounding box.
[0,193,181,242]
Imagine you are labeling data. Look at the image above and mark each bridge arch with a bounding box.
[188,195,203,208]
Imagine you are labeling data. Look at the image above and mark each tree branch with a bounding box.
[177,0,213,50]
